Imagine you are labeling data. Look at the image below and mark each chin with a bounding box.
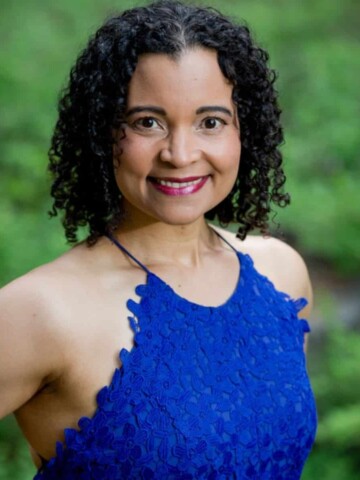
[123,196,222,227]
[154,213,205,226]
[151,204,221,227]
[139,204,205,226]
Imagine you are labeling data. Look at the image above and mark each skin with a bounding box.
[0,48,313,468]
[113,48,241,227]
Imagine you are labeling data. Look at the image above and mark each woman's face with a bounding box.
[113,47,241,227]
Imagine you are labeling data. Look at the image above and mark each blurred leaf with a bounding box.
[317,404,360,447]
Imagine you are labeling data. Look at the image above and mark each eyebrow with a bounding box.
[126,106,166,117]
[125,105,233,117]
[196,106,233,117]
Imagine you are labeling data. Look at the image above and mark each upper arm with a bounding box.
[0,274,64,418]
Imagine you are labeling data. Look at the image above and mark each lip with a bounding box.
[148,175,210,196]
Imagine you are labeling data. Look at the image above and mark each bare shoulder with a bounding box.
[0,242,97,337]
[1,246,81,324]
[0,237,124,356]
[213,226,313,315]
[0,246,89,417]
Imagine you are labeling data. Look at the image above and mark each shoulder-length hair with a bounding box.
[49,0,289,243]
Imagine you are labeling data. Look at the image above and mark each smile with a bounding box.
[148,176,209,196]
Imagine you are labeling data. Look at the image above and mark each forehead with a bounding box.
[126,48,234,110]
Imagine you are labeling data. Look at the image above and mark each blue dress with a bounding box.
[34,233,317,479]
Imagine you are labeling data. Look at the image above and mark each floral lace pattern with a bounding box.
[34,253,317,479]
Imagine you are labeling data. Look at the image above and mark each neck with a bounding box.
[112,217,219,268]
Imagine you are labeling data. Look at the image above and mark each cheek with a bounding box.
[214,134,241,173]
[115,137,154,177]
[228,138,241,164]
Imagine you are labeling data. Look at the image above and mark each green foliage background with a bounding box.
[0,0,359,478]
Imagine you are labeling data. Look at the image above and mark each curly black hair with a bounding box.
[49,0,289,244]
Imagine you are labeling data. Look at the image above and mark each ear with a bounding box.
[113,144,120,169]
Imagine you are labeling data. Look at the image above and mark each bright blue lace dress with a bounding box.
[34,234,317,480]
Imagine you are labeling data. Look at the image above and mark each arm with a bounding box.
[0,273,64,419]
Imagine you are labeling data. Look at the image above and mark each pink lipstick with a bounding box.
[149,176,209,196]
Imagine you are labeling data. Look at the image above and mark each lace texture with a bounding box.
[34,253,317,479]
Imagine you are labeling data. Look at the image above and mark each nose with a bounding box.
[159,127,201,167]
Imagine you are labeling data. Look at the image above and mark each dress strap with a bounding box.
[210,227,239,254]
[107,228,238,273]
[106,234,152,274]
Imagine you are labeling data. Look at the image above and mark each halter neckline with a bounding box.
[106,227,239,276]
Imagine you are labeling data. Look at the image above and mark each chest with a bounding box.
[35,271,317,479]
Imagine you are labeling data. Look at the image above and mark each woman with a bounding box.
[0,1,317,478]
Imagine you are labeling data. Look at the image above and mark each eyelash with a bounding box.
[132,117,161,130]
[130,115,228,131]
[201,117,227,129]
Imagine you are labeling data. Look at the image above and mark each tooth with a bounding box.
[156,177,205,188]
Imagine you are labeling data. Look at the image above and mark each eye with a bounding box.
[133,117,161,130]
[201,117,226,130]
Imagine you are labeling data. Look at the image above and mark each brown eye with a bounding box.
[139,117,157,128]
[130,116,165,134]
[202,117,225,129]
